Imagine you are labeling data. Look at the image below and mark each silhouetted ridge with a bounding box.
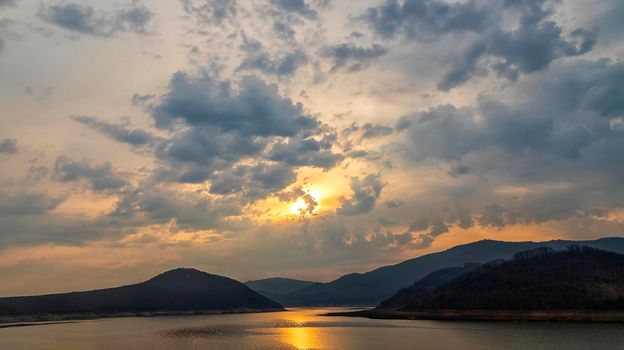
[271,237,624,306]
[379,246,624,310]
[379,263,480,309]
[0,268,283,317]
[245,277,315,299]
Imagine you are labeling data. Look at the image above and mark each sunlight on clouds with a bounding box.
[249,167,350,220]
[290,186,322,215]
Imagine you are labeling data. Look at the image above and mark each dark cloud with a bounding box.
[0,0,16,8]
[478,203,506,228]
[0,138,17,154]
[397,58,624,230]
[237,49,308,77]
[54,156,129,192]
[38,1,153,37]
[181,0,237,26]
[384,200,403,208]
[267,137,342,168]
[250,162,296,191]
[362,0,490,40]
[0,191,63,216]
[361,122,393,139]
[155,128,268,183]
[153,73,318,136]
[273,21,295,40]
[135,72,341,204]
[338,174,384,216]
[394,116,412,132]
[72,115,154,146]
[208,169,245,195]
[361,0,597,89]
[131,93,156,106]
[438,21,597,90]
[402,59,624,162]
[270,0,317,19]
[109,185,245,231]
[407,218,450,249]
[322,43,386,72]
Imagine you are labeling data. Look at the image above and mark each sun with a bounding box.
[290,187,322,215]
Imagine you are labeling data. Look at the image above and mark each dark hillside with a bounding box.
[381,247,624,310]
[0,268,283,317]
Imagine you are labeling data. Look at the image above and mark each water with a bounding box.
[1,308,624,349]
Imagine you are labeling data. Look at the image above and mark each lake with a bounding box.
[1,308,624,349]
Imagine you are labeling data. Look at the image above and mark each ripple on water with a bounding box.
[159,318,410,339]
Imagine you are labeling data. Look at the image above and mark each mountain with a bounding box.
[378,263,481,309]
[0,268,283,320]
[273,237,624,306]
[245,277,315,299]
[378,246,624,311]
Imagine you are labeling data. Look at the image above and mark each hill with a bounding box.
[378,263,481,309]
[274,237,624,306]
[380,246,624,311]
[0,268,283,322]
[245,277,315,299]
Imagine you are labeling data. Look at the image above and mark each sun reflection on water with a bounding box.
[282,326,319,350]
[277,314,322,350]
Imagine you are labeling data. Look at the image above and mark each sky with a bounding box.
[1,0,623,296]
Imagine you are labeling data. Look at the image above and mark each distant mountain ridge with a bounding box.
[379,246,624,310]
[271,237,624,306]
[245,277,315,299]
[0,268,283,321]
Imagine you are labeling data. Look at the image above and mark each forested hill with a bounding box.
[0,268,283,318]
[271,237,624,306]
[379,246,624,310]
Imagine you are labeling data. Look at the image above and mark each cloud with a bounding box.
[403,218,450,249]
[0,18,15,53]
[237,48,308,77]
[109,185,245,231]
[361,123,393,139]
[250,162,296,191]
[0,0,16,8]
[362,0,490,40]
[322,43,387,72]
[338,174,384,216]
[72,115,155,146]
[54,156,129,192]
[438,22,597,90]
[38,1,153,37]
[181,0,237,26]
[384,200,403,208]
[267,137,342,168]
[270,0,317,19]
[395,58,624,230]
[137,71,341,203]
[153,73,318,136]
[0,191,64,216]
[361,0,597,89]
[272,21,295,40]
[401,59,624,162]
[0,138,17,154]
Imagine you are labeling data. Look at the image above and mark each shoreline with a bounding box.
[0,308,285,327]
[325,308,624,323]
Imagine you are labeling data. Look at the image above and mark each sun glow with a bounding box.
[290,187,322,215]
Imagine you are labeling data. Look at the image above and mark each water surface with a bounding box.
[1,308,623,349]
